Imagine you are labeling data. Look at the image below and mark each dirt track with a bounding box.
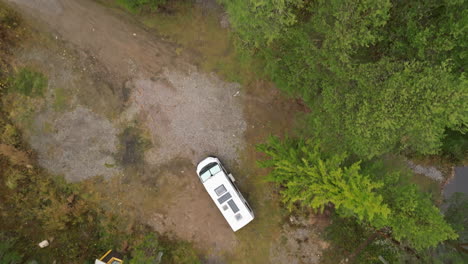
[9,0,177,77]
[5,0,325,263]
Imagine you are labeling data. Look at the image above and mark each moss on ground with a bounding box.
[8,68,47,97]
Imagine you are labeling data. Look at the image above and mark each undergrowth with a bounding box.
[0,4,200,263]
[8,68,47,97]
[115,0,167,13]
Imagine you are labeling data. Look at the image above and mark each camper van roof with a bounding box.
[197,157,254,232]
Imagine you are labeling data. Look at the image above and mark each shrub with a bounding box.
[0,124,20,146]
[129,233,201,264]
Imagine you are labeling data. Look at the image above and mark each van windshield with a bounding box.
[199,163,222,182]
[200,170,211,182]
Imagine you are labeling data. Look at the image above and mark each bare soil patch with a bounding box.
[0,143,31,166]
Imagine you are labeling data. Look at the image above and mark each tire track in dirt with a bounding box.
[7,0,178,79]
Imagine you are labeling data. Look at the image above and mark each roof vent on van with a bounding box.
[235,213,242,221]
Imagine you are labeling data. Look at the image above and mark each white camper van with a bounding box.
[196,157,254,232]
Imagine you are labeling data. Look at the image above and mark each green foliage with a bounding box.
[129,233,162,264]
[365,161,458,251]
[165,240,201,264]
[218,0,305,47]
[116,0,167,13]
[8,68,47,97]
[257,136,390,221]
[441,129,468,163]
[0,162,113,261]
[0,115,131,262]
[224,0,468,159]
[312,61,468,158]
[321,214,400,264]
[259,137,458,251]
[0,233,23,264]
[423,193,468,263]
[0,123,20,146]
[381,0,468,71]
[129,233,200,264]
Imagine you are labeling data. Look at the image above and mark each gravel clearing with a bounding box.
[30,107,120,182]
[131,69,246,166]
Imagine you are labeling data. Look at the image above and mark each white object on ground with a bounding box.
[38,240,49,248]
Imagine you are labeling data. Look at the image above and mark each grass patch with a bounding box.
[140,1,264,84]
[8,68,47,97]
[52,87,71,111]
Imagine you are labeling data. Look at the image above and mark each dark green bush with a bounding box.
[441,129,468,163]
[321,214,400,264]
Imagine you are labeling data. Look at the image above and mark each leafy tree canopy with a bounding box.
[257,136,390,221]
[218,0,305,47]
[222,0,468,158]
[258,137,458,250]
[312,61,467,158]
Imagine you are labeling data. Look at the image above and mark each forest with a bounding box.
[1,0,467,263]
[221,0,467,262]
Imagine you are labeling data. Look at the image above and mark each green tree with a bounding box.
[363,161,458,250]
[224,0,468,159]
[258,137,457,250]
[422,193,468,263]
[312,61,468,158]
[257,136,390,221]
[381,0,468,71]
[218,0,305,47]
[322,214,400,264]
